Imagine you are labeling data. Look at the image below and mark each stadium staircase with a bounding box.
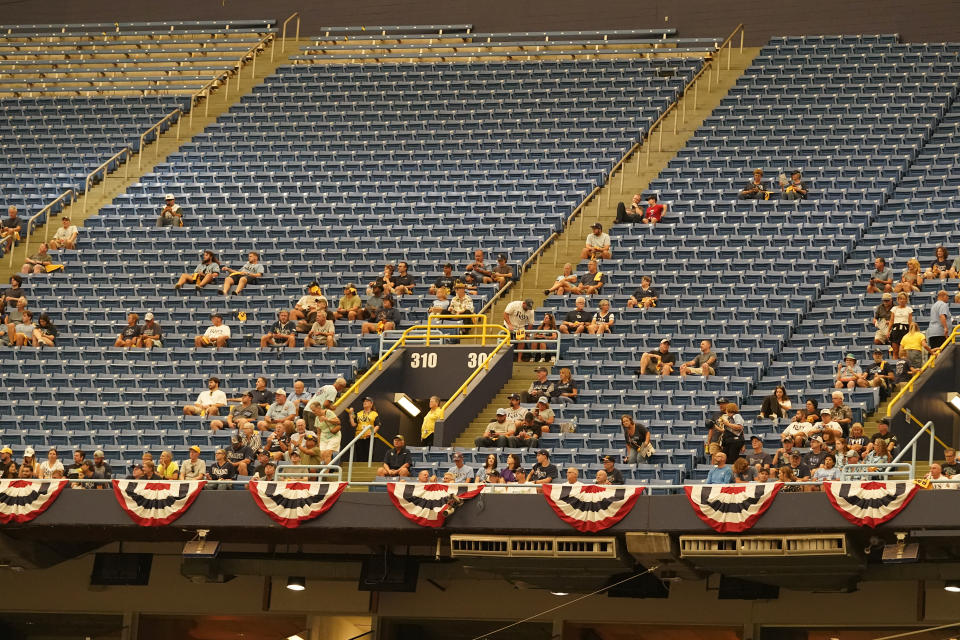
[0,19,290,282]
[455,47,759,445]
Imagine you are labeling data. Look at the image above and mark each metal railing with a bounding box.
[511,328,560,363]
[281,12,300,53]
[7,189,75,268]
[138,108,182,169]
[840,463,913,481]
[83,147,131,212]
[887,324,959,416]
[441,324,511,413]
[188,30,275,125]
[327,425,377,483]
[332,320,509,410]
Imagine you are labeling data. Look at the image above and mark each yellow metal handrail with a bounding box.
[425,312,486,345]
[899,407,950,451]
[442,324,511,413]
[281,12,301,53]
[887,324,960,416]
[332,320,509,409]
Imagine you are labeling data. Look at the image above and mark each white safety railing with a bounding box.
[83,147,131,212]
[281,12,300,53]
[840,463,914,481]
[512,328,560,362]
[138,108,182,169]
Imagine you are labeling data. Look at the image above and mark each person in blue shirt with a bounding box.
[705,452,734,484]
[926,289,952,350]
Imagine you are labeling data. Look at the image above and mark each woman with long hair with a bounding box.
[500,453,525,483]
[531,313,557,361]
[759,385,791,424]
[475,453,498,484]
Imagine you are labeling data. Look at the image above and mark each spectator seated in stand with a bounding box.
[626,275,658,309]
[464,249,494,284]
[376,434,411,478]
[333,284,361,322]
[636,338,676,376]
[524,365,554,403]
[574,259,606,296]
[893,258,923,294]
[475,409,510,448]
[758,385,792,424]
[922,246,952,281]
[588,299,615,335]
[509,412,541,449]
[814,410,843,447]
[835,353,868,389]
[183,376,227,417]
[530,313,557,362]
[10,309,34,346]
[32,313,57,347]
[194,313,231,348]
[680,339,717,378]
[368,263,396,296]
[738,169,771,200]
[491,254,514,290]
[705,452,734,483]
[220,251,263,296]
[49,216,78,251]
[260,309,297,348]
[1,206,22,254]
[361,295,399,334]
[429,263,459,295]
[20,243,52,274]
[140,312,163,348]
[531,396,555,433]
[291,282,327,329]
[558,296,590,335]
[781,409,812,446]
[780,170,808,200]
[174,250,220,291]
[210,392,260,431]
[304,310,336,347]
[867,257,894,294]
[550,367,578,405]
[544,263,578,296]
[115,312,142,348]
[393,261,416,296]
[157,194,184,227]
[615,193,644,223]
[580,223,611,260]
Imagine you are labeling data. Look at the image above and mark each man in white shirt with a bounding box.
[503,298,535,360]
[183,377,228,416]
[157,194,183,227]
[194,313,231,348]
[49,216,78,250]
[580,223,611,260]
[815,409,843,447]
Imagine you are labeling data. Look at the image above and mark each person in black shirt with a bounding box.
[803,437,828,470]
[207,449,238,489]
[627,275,658,309]
[225,436,255,475]
[393,261,416,296]
[738,169,770,200]
[866,349,895,397]
[1,205,21,254]
[376,434,412,478]
[781,171,808,200]
[230,377,272,413]
[260,310,296,348]
[637,339,676,376]
[2,274,25,310]
[527,449,558,484]
[65,449,85,479]
[745,436,772,470]
[559,296,590,335]
[601,455,625,485]
[550,367,578,404]
[362,295,399,334]
[32,314,58,347]
[787,452,811,481]
[430,263,459,295]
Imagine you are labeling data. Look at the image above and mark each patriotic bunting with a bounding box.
[112,480,206,526]
[685,482,783,533]
[386,482,483,528]
[0,479,68,524]
[823,481,918,528]
[542,484,644,532]
[248,480,347,528]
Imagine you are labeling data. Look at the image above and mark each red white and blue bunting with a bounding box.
[685,482,783,533]
[112,480,206,526]
[0,479,69,524]
[823,481,919,528]
[386,482,484,528]
[248,480,347,528]
[542,484,644,532]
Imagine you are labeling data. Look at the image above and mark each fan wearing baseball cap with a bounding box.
[157,193,183,227]
[580,222,611,260]
[0,446,17,478]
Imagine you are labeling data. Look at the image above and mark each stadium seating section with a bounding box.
[3,40,704,476]
[4,29,960,484]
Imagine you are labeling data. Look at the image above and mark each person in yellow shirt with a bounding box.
[421,396,443,446]
[348,396,381,438]
[900,322,936,374]
[157,450,179,480]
